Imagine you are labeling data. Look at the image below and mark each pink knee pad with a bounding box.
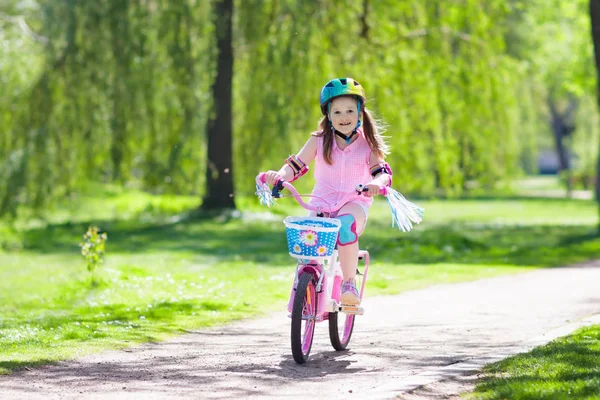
[336,214,358,246]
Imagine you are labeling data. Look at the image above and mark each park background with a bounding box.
[2,1,600,398]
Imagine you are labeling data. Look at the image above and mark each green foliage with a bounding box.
[79,226,107,285]
[508,0,594,97]
[0,1,214,217]
[235,0,528,196]
[470,326,600,399]
[505,0,598,184]
[0,0,597,215]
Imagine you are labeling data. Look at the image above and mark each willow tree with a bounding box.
[506,0,595,194]
[234,0,525,197]
[0,2,45,217]
[4,0,596,219]
[235,0,323,195]
[0,1,213,218]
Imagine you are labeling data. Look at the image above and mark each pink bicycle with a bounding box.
[255,173,389,364]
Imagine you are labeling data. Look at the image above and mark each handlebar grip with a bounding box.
[355,184,368,193]
[272,178,285,198]
[256,172,285,197]
[355,184,388,196]
[257,172,267,184]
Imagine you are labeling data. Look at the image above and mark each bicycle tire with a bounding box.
[328,312,355,350]
[290,272,318,364]
[329,268,363,350]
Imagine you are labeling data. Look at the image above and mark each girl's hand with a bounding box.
[363,183,382,197]
[263,170,284,186]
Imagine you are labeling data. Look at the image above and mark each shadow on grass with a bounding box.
[363,220,600,267]
[472,326,600,399]
[13,209,600,268]
[20,214,289,264]
[0,298,253,375]
[0,360,58,374]
[12,300,233,334]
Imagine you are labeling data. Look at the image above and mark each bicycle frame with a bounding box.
[255,173,384,363]
[256,173,375,316]
[285,248,371,318]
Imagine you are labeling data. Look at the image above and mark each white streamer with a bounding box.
[255,183,275,208]
[384,187,424,232]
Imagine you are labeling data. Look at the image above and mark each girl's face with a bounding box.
[329,96,360,135]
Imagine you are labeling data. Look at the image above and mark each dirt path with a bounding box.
[2,260,600,400]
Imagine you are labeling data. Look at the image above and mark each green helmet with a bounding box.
[319,78,366,115]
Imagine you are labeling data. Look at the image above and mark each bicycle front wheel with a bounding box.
[290,272,318,364]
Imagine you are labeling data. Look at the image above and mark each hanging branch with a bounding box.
[0,12,49,43]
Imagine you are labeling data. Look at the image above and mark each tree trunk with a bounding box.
[359,0,370,40]
[589,0,600,233]
[201,0,235,210]
[547,97,576,196]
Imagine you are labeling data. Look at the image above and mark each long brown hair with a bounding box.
[312,107,389,165]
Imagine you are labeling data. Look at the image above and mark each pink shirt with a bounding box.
[309,130,373,212]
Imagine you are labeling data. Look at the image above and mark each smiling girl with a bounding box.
[261,78,392,306]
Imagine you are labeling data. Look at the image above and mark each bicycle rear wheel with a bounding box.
[290,272,318,364]
[328,269,363,350]
[328,312,355,350]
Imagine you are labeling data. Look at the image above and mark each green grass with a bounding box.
[469,326,600,399]
[0,183,599,375]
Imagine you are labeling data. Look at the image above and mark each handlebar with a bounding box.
[256,172,387,214]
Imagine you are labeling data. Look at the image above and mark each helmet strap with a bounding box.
[331,121,358,144]
[334,129,357,145]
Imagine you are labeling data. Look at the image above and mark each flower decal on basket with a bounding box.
[293,244,302,254]
[299,230,318,246]
[317,246,328,256]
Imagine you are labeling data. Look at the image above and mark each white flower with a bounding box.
[299,230,318,246]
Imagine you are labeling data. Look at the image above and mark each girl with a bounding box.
[261,78,393,306]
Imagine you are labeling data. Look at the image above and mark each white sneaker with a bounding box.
[340,281,360,305]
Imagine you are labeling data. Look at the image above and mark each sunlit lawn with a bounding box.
[469,326,600,399]
[0,182,599,374]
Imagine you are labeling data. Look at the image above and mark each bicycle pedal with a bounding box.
[340,305,364,315]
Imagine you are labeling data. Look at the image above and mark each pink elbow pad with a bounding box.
[285,155,309,182]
